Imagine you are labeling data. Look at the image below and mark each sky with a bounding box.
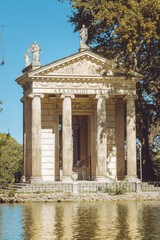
[0,0,79,144]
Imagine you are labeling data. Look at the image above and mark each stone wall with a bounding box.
[41,97,55,181]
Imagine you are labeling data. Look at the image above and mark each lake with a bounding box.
[0,201,160,240]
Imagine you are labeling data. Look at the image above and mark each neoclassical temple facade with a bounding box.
[16,32,142,183]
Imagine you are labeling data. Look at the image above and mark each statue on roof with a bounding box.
[79,25,90,51]
[29,41,41,64]
[25,51,30,67]
[26,41,41,66]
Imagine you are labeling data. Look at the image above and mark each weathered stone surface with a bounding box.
[16,46,143,184]
[1,192,160,203]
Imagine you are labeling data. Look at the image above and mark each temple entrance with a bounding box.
[59,115,91,180]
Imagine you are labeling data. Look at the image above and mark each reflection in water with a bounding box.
[0,201,160,240]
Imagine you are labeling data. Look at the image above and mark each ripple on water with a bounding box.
[0,201,160,240]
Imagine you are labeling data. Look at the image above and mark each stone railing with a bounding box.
[2,181,160,194]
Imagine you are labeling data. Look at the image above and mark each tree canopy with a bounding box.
[60,0,160,180]
[0,133,23,185]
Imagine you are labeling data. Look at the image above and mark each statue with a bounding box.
[25,51,30,67]
[79,25,90,51]
[27,41,41,65]
[128,51,138,71]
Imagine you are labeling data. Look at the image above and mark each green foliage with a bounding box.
[152,136,160,180]
[0,133,23,185]
[104,181,126,195]
[7,188,16,197]
[152,151,160,180]
[60,0,160,180]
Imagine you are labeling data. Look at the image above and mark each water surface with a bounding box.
[0,201,160,240]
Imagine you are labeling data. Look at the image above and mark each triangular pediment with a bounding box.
[28,51,127,78]
[46,58,107,76]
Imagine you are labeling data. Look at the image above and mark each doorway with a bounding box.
[59,115,91,180]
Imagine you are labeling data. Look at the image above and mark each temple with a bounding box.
[16,26,143,183]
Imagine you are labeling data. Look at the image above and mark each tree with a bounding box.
[60,0,160,180]
[152,136,160,180]
[0,133,23,185]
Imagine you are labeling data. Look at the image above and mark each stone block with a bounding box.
[42,162,54,169]
[41,129,54,133]
[41,104,44,110]
[41,150,54,157]
[41,156,55,163]
[106,99,115,105]
[41,138,54,145]
[42,169,55,176]
[48,110,54,115]
[42,110,49,116]
[48,122,54,127]
[41,122,50,127]
[44,104,53,110]
[42,98,49,103]
[43,115,54,121]
[106,104,115,110]
[107,116,115,122]
[42,176,55,181]
[41,145,54,151]
[106,110,115,116]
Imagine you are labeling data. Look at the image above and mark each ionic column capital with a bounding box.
[28,93,44,99]
[21,96,28,103]
[125,93,138,101]
[61,93,75,99]
[95,93,109,100]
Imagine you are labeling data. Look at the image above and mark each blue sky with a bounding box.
[0,0,79,144]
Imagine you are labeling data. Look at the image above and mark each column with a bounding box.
[87,116,91,180]
[115,98,125,180]
[21,97,27,182]
[21,97,32,182]
[55,113,60,181]
[29,93,44,182]
[61,94,74,182]
[126,95,138,181]
[91,113,97,180]
[96,94,108,181]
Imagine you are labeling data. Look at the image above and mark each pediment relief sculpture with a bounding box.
[45,58,112,76]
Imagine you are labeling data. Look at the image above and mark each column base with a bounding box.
[30,177,43,184]
[62,176,73,183]
[125,175,138,182]
[96,176,111,183]
[55,175,60,181]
